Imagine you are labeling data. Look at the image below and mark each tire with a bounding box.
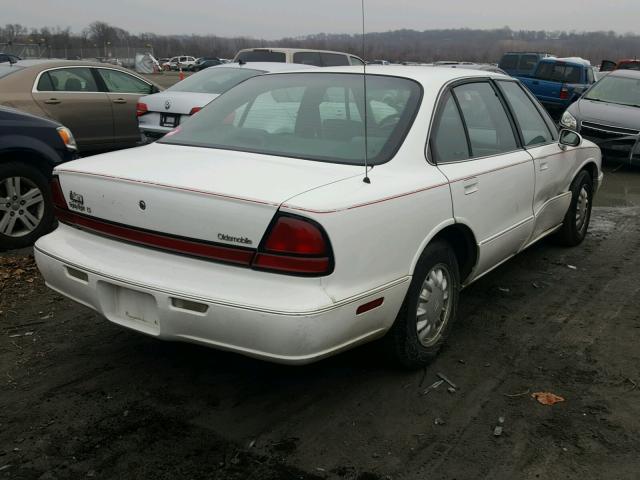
[555,170,593,247]
[386,240,460,368]
[0,162,54,250]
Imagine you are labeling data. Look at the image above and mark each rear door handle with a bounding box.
[44,98,60,104]
[112,98,127,104]
[540,161,549,171]
[463,178,479,195]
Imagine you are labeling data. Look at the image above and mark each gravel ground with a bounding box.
[1,166,639,480]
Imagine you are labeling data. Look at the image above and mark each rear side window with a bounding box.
[586,68,595,84]
[518,55,539,71]
[499,54,519,70]
[235,50,286,63]
[453,82,518,157]
[498,81,553,147]
[97,69,151,94]
[293,52,322,66]
[350,56,365,66]
[38,68,98,92]
[320,53,350,66]
[431,93,470,163]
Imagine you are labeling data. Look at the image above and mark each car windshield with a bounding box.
[0,65,22,78]
[159,73,422,166]
[584,75,640,107]
[167,67,263,94]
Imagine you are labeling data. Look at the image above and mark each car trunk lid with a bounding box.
[54,143,361,251]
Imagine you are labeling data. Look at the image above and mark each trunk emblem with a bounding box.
[164,100,171,110]
[139,201,146,210]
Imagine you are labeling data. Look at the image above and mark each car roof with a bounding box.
[237,47,362,57]
[297,65,508,84]
[213,62,318,72]
[12,59,129,69]
[609,69,640,79]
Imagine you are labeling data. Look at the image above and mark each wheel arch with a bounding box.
[0,145,57,179]
[411,220,479,285]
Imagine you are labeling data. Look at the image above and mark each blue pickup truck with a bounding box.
[516,57,597,113]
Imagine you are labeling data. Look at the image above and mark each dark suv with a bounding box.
[0,106,78,249]
[498,52,553,77]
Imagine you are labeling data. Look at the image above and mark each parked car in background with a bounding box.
[162,56,196,71]
[517,57,597,114]
[138,62,316,140]
[600,59,640,72]
[36,67,601,367]
[0,60,161,152]
[0,106,77,249]
[234,48,365,66]
[561,69,640,166]
[0,53,21,64]
[498,52,553,77]
[191,57,222,71]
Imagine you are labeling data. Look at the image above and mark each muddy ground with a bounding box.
[1,165,639,480]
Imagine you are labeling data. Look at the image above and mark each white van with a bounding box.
[233,48,365,67]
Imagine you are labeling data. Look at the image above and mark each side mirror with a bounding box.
[559,129,582,149]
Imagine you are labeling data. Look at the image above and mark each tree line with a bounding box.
[1,21,639,64]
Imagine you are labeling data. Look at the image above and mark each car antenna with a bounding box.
[361,0,371,184]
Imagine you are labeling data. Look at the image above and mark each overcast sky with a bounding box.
[4,0,640,38]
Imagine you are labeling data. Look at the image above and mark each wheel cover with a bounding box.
[575,185,590,232]
[416,263,453,347]
[0,176,45,237]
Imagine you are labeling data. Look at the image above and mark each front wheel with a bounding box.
[386,241,460,368]
[0,162,53,250]
[555,170,593,246]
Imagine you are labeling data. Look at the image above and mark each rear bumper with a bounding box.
[34,225,408,364]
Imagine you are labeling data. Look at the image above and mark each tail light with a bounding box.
[559,86,570,100]
[252,214,333,276]
[51,176,68,210]
[136,102,148,116]
[189,106,202,115]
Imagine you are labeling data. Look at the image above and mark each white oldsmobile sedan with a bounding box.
[35,67,602,367]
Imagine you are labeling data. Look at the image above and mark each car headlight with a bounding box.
[560,111,578,130]
[57,126,78,151]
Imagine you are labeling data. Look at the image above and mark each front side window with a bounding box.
[453,82,518,157]
[160,73,422,165]
[38,68,98,92]
[320,53,350,67]
[431,92,470,163]
[498,81,553,147]
[518,55,539,71]
[97,69,151,94]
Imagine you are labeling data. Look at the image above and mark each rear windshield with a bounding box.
[160,73,422,166]
[168,67,263,94]
[584,75,640,107]
[499,55,518,70]
[0,65,23,79]
[235,50,286,63]
[535,62,582,83]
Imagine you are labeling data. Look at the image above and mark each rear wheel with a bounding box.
[386,241,460,368]
[555,170,593,246]
[0,162,53,250]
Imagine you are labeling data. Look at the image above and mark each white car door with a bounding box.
[496,80,573,243]
[430,81,535,280]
